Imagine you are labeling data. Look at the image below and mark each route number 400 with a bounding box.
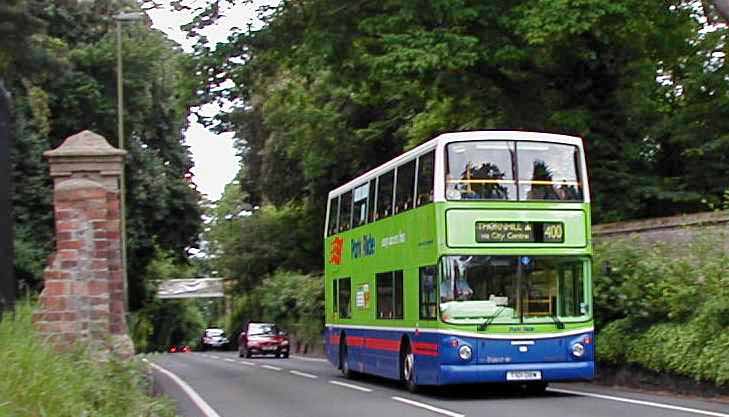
[543,224,564,242]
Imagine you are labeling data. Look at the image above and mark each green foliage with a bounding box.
[206,180,321,291]
[593,235,729,385]
[0,303,176,417]
[227,271,324,348]
[179,0,729,244]
[130,299,207,353]
[3,0,203,308]
[129,247,208,352]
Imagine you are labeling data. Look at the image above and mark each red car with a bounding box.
[168,345,191,353]
[239,322,290,359]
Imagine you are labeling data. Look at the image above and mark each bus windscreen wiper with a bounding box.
[550,311,565,329]
[478,306,506,331]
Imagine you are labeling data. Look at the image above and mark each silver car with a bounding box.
[200,328,229,350]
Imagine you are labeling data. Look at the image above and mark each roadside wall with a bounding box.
[592,211,729,247]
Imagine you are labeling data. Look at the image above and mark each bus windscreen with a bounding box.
[446,141,583,202]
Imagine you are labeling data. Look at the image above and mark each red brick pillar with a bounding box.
[34,130,134,357]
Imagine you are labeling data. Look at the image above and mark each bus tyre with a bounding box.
[340,338,353,379]
[402,345,418,393]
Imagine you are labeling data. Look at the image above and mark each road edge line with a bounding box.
[391,396,465,417]
[548,388,729,417]
[143,359,222,417]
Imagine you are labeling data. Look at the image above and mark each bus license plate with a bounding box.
[506,371,542,381]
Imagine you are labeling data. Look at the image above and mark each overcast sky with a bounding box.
[145,1,277,201]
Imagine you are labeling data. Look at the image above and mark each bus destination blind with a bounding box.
[475,221,564,243]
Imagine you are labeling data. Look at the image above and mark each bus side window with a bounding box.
[395,160,415,214]
[416,151,435,207]
[338,278,351,319]
[327,196,339,236]
[376,271,403,320]
[419,266,437,320]
[352,183,368,228]
[339,190,352,233]
[367,180,377,223]
[376,170,394,220]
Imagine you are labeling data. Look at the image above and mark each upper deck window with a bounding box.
[446,141,516,200]
[327,196,339,236]
[416,150,435,206]
[376,170,395,219]
[339,190,352,232]
[446,141,583,202]
[395,159,416,214]
[517,142,583,201]
[352,183,369,228]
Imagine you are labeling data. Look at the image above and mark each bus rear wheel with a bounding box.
[340,337,353,379]
[402,345,418,393]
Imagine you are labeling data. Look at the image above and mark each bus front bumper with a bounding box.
[439,361,594,385]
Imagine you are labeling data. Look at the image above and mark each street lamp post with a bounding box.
[114,11,145,311]
[0,84,15,315]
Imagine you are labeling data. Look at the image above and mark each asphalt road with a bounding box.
[149,351,729,417]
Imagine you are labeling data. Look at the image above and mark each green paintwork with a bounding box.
[324,201,593,334]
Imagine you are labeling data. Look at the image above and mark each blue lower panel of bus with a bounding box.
[440,361,594,384]
[325,326,595,386]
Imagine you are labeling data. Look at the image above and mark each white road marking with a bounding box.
[548,388,729,417]
[224,358,236,363]
[291,355,328,362]
[261,365,282,371]
[143,359,222,417]
[240,361,256,366]
[328,380,373,392]
[289,370,318,379]
[210,355,221,359]
[391,397,465,417]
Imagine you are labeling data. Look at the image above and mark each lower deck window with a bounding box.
[338,278,351,319]
[419,266,438,320]
[376,270,403,319]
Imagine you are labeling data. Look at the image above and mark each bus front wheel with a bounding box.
[402,345,418,393]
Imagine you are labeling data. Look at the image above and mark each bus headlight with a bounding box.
[571,342,585,358]
[458,345,472,361]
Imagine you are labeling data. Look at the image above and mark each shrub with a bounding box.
[227,271,324,350]
[593,233,729,386]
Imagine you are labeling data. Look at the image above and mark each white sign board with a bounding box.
[156,278,225,299]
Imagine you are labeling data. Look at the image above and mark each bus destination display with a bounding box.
[475,221,564,243]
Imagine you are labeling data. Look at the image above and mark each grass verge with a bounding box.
[0,303,176,417]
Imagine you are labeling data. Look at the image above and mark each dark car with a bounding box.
[238,322,289,358]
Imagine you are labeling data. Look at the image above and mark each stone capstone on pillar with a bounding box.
[33,130,134,357]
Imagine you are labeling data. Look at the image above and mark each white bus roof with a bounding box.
[327,130,584,198]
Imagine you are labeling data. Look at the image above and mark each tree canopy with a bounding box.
[183,0,728,287]
[2,0,203,309]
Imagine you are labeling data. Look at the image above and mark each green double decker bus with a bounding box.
[324,130,594,392]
